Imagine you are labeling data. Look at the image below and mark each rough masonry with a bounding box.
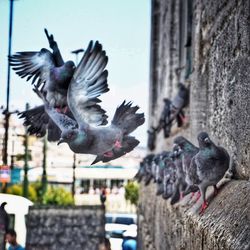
[138,0,250,249]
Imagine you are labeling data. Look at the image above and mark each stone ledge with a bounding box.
[138,180,250,250]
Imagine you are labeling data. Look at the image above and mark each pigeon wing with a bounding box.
[9,48,55,88]
[44,103,77,132]
[67,41,109,128]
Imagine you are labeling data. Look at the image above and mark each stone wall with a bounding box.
[138,0,250,249]
[25,205,105,250]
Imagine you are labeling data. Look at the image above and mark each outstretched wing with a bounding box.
[9,48,55,88]
[67,41,109,128]
[44,102,77,132]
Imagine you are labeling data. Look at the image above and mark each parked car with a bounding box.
[105,213,137,250]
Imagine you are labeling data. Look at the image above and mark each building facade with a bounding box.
[138,0,250,249]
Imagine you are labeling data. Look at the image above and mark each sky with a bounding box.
[0,0,151,146]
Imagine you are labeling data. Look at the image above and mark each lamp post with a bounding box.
[3,0,16,166]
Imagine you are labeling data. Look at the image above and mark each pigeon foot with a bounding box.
[199,201,209,214]
[195,191,201,203]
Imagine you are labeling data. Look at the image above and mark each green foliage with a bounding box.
[6,183,74,206]
[125,181,139,206]
[6,184,37,202]
[42,186,74,206]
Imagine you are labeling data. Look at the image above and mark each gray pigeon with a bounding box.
[155,151,172,196]
[147,126,157,151]
[18,40,109,141]
[143,154,155,185]
[162,154,176,200]
[170,83,189,126]
[134,161,145,183]
[191,132,230,213]
[170,145,188,204]
[157,98,172,138]
[173,136,199,197]
[36,41,144,163]
[9,29,76,108]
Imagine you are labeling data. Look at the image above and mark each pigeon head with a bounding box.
[58,129,78,145]
[64,61,76,74]
[197,132,212,148]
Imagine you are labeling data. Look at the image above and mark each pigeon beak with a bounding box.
[57,138,65,145]
[204,137,210,144]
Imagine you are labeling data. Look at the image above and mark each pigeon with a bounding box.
[0,202,9,232]
[191,132,230,213]
[134,161,145,183]
[170,83,189,126]
[35,40,145,163]
[170,145,188,204]
[9,29,76,108]
[173,136,199,197]
[155,152,172,196]
[162,154,176,200]
[143,154,155,185]
[157,98,172,138]
[18,40,109,141]
[147,126,157,151]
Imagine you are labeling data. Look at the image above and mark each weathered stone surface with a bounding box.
[139,0,250,249]
[26,205,105,250]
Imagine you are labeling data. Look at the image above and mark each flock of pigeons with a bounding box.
[135,132,232,214]
[9,29,145,164]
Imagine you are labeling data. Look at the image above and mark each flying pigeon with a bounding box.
[9,29,76,108]
[173,136,199,197]
[35,41,144,163]
[18,40,109,141]
[191,132,230,213]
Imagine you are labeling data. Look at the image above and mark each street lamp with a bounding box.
[3,0,16,166]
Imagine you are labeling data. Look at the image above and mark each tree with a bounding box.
[125,181,139,206]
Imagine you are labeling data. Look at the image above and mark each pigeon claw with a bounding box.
[199,201,209,215]
[103,151,114,158]
[195,191,201,203]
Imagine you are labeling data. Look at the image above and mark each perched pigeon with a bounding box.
[134,162,145,183]
[36,40,144,163]
[162,154,176,200]
[147,126,157,151]
[173,136,199,197]
[192,132,230,213]
[157,98,172,138]
[170,145,188,204]
[155,151,172,196]
[9,29,76,108]
[143,154,155,185]
[170,83,189,126]
[0,202,9,232]
[18,40,109,141]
